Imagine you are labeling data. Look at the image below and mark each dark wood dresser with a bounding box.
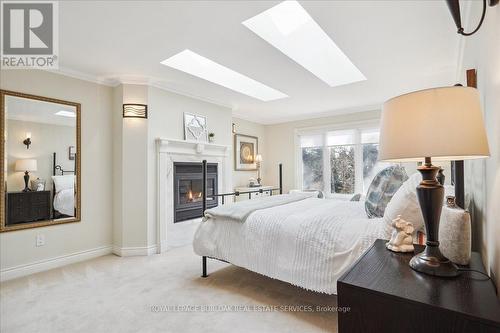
[6,191,51,225]
[338,239,500,333]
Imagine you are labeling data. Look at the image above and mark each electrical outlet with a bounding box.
[36,234,45,247]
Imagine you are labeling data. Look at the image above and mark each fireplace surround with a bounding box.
[156,138,231,253]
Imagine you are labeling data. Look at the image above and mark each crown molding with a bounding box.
[43,66,118,86]
[42,66,233,110]
[234,103,381,125]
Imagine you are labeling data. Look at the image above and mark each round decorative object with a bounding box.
[240,143,253,163]
[365,165,408,218]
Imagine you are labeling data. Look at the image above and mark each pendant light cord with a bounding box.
[459,0,487,36]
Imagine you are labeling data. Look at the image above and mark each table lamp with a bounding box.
[15,159,37,192]
[379,86,489,277]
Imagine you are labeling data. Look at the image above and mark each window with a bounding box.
[299,126,396,196]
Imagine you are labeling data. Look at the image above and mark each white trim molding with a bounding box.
[156,138,231,253]
[0,245,112,282]
[112,245,157,257]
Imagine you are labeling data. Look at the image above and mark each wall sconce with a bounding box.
[123,104,148,119]
[446,0,498,36]
[23,132,31,149]
[232,123,236,134]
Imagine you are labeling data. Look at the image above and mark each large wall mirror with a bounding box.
[1,90,81,232]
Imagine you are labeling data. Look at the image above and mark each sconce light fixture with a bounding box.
[446,0,498,36]
[123,104,148,119]
[23,132,31,149]
[232,123,236,133]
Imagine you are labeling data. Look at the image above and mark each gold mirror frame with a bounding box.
[0,90,81,232]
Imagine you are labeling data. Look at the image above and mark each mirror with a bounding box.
[1,90,81,232]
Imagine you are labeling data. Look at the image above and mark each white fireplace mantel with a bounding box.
[156,138,231,253]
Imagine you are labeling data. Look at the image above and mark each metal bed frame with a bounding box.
[200,159,282,277]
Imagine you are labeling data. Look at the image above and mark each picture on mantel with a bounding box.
[184,112,208,142]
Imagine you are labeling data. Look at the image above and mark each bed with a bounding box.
[193,196,390,294]
[193,160,464,295]
[52,152,76,218]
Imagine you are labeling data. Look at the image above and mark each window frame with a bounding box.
[294,119,381,198]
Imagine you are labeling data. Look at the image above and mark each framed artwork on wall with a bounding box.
[184,113,208,142]
[234,134,258,171]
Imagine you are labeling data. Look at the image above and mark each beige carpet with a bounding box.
[0,246,338,333]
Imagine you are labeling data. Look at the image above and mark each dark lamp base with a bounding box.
[410,246,459,277]
[410,158,459,278]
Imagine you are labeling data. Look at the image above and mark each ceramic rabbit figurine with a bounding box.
[386,215,415,253]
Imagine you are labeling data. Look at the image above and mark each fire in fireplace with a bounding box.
[174,162,218,222]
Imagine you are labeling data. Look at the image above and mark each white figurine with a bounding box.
[386,215,415,253]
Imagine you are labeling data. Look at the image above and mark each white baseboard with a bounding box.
[0,245,113,282]
[112,244,157,257]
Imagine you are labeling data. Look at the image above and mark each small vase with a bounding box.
[208,137,214,143]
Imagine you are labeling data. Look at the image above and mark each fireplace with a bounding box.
[173,162,218,222]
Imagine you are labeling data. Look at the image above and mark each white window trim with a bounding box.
[294,118,380,197]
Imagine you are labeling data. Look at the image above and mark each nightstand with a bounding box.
[234,186,273,202]
[337,239,500,333]
[6,191,51,225]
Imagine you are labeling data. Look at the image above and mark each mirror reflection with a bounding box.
[3,93,79,230]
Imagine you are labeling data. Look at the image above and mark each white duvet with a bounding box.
[193,197,392,294]
[53,188,75,216]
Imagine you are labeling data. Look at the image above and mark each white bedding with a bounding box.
[53,188,74,216]
[193,196,391,294]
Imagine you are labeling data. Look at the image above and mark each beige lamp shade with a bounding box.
[379,86,490,162]
[255,154,263,163]
[15,159,37,172]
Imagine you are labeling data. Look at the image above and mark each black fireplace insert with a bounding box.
[173,162,218,222]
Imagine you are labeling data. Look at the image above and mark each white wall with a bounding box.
[460,2,500,292]
[6,120,76,191]
[114,84,149,251]
[232,117,266,187]
[263,110,381,192]
[146,86,233,247]
[0,70,113,273]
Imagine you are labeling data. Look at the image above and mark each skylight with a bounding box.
[160,50,288,101]
[55,111,76,118]
[242,0,366,87]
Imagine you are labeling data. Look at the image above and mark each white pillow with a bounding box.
[383,173,425,231]
[52,175,74,193]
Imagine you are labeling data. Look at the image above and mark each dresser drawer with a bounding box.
[6,191,51,225]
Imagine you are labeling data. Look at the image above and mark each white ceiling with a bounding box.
[55,0,460,124]
[6,96,77,127]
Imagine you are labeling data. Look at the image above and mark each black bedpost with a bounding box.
[452,160,465,209]
[279,163,283,195]
[202,256,208,278]
[202,160,207,213]
[201,160,208,278]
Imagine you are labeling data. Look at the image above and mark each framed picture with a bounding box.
[234,134,258,171]
[184,113,208,142]
[31,178,45,191]
[68,146,76,160]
